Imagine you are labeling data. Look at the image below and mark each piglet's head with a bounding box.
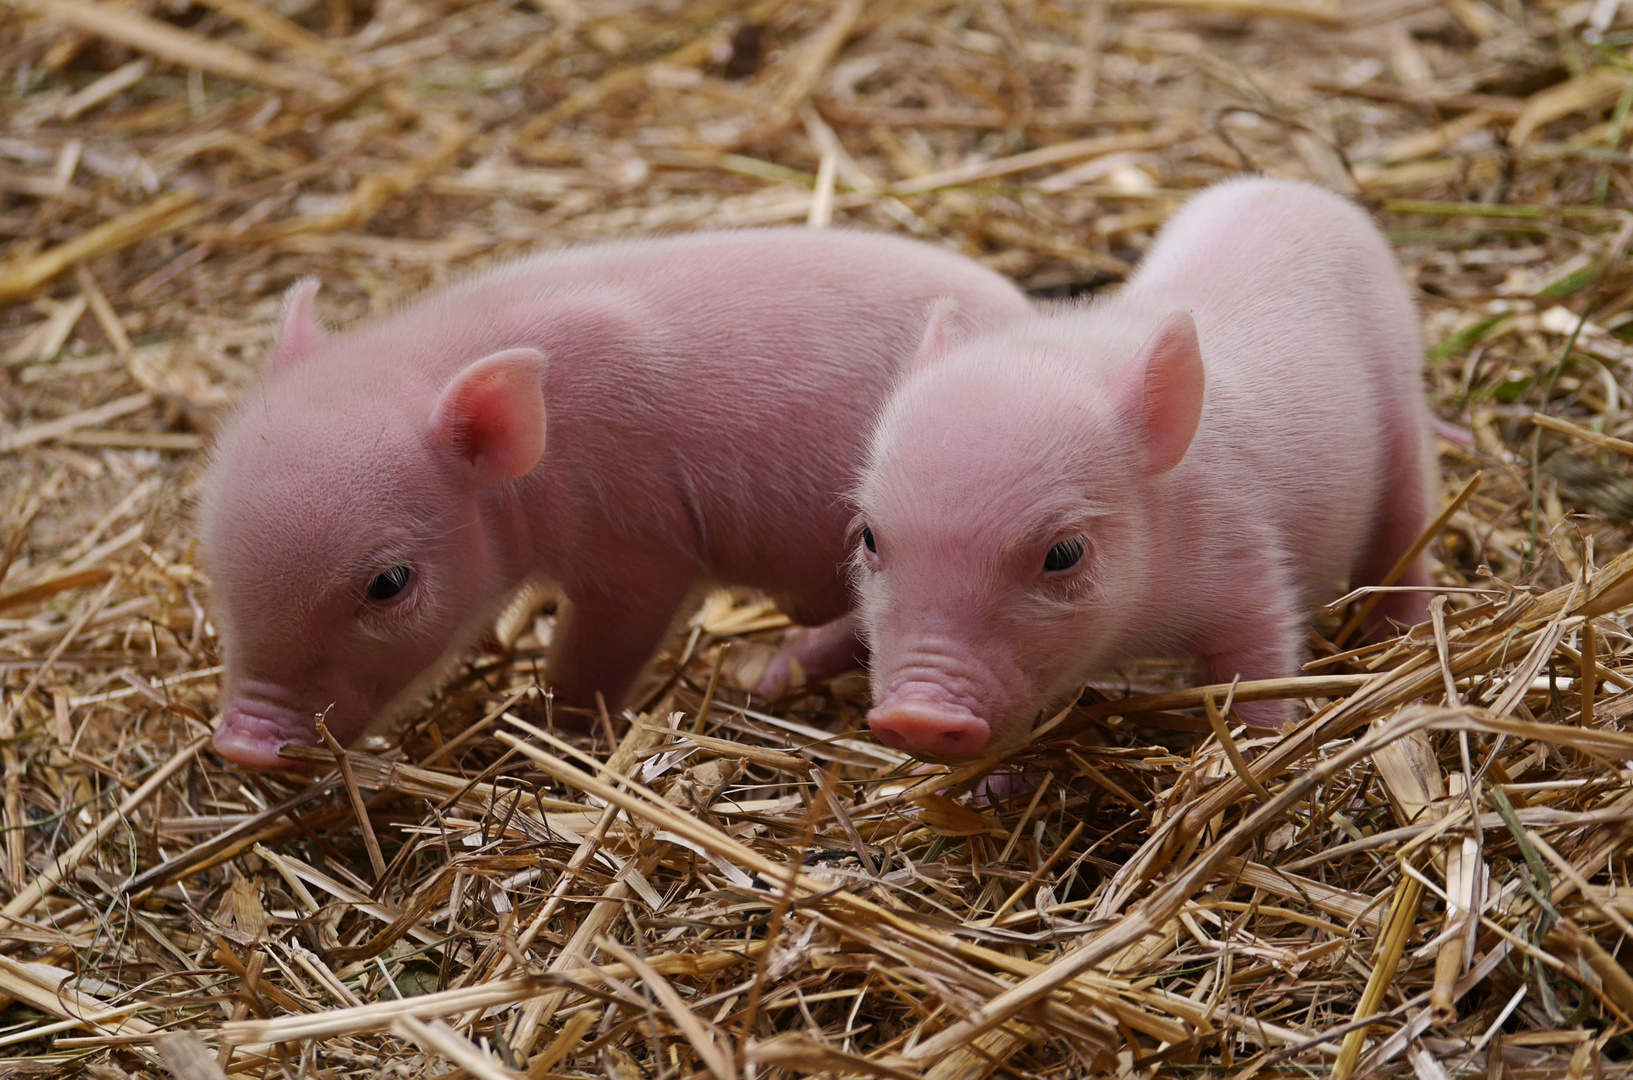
[199,282,549,769]
[853,304,1204,761]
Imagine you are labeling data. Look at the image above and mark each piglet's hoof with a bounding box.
[752,654,806,701]
[715,642,784,699]
[971,770,1040,805]
[752,618,865,700]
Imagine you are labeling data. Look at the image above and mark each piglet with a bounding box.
[198,228,1030,768]
[853,178,1435,761]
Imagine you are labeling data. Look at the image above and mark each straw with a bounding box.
[2,1,1632,1076]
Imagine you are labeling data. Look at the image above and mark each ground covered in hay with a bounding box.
[2,0,1633,1077]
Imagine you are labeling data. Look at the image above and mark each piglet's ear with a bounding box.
[908,297,961,375]
[1125,312,1203,475]
[431,348,549,485]
[272,279,324,372]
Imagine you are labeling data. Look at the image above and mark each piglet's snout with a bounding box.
[866,630,1033,759]
[868,681,991,758]
[212,676,342,770]
[213,702,320,770]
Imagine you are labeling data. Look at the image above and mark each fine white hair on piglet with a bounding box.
[196,226,1032,770]
[853,177,1436,762]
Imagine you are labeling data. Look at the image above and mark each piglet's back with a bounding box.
[466,228,1034,594]
[1131,177,1421,388]
[1127,178,1428,601]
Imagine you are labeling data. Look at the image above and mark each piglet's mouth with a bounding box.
[213,705,323,770]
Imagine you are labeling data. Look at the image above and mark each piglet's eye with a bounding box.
[1043,537,1085,572]
[366,565,413,601]
[861,526,877,553]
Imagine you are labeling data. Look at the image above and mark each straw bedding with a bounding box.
[2,0,1633,1076]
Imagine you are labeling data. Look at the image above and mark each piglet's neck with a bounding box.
[450,287,658,587]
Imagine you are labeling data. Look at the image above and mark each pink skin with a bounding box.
[854,178,1435,762]
[198,228,1030,769]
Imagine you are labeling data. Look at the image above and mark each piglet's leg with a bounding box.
[548,582,690,717]
[1198,573,1303,730]
[754,613,867,700]
[1354,428,1434,639]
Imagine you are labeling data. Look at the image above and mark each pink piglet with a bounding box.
[199,227,1031,768]
[853,178,1436,761]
